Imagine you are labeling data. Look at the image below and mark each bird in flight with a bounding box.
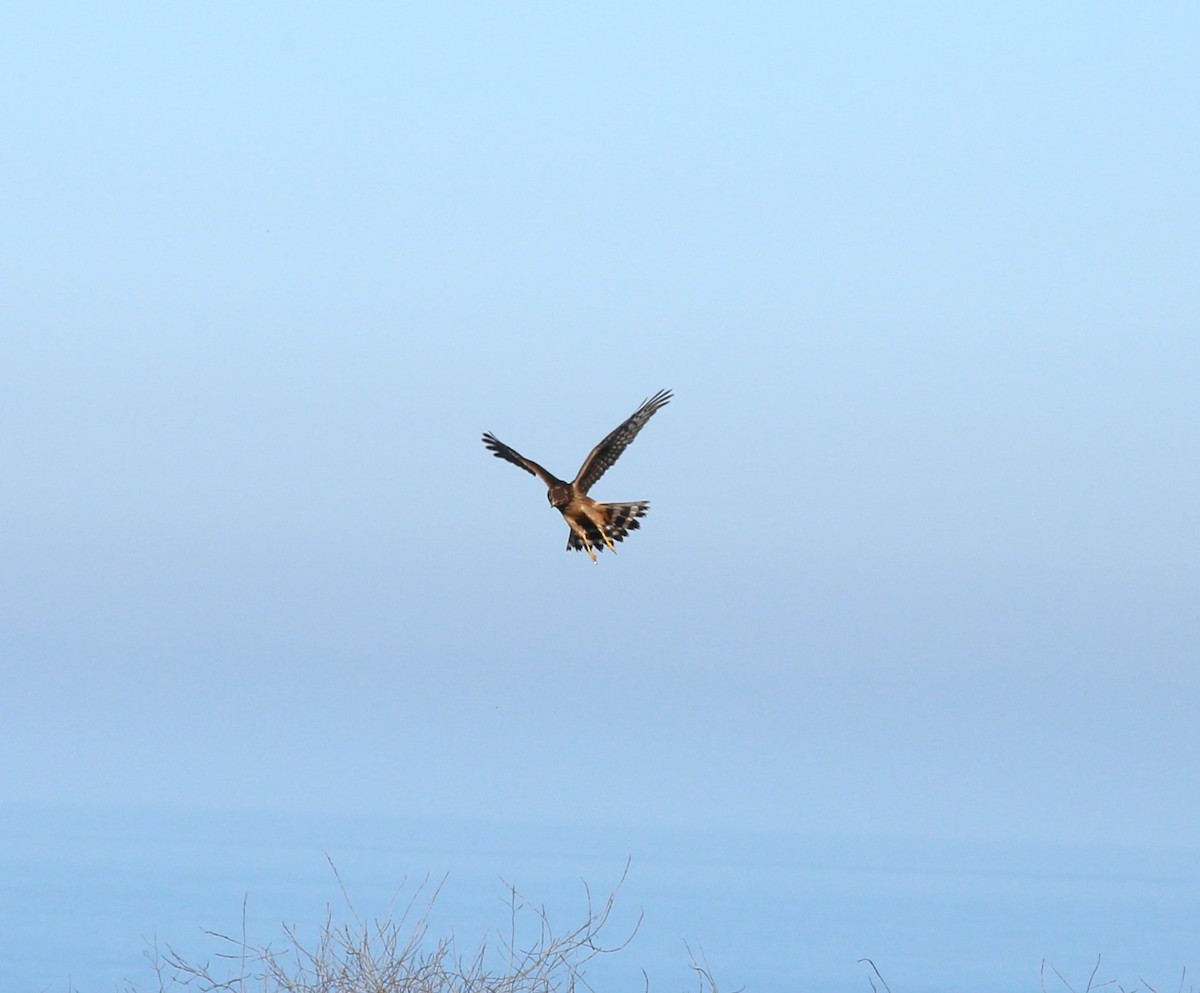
[482,389,672,562]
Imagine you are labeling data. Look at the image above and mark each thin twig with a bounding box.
[859,957,893,993]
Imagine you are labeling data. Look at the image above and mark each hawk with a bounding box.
[482,389,672,562]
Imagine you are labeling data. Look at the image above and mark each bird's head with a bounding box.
[547,484,571,510]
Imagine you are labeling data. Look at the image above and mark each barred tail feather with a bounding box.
[566,501,650,553]
[602,501,649,544]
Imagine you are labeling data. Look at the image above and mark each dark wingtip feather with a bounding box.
[481,431,503,457]
[643,388,673,409]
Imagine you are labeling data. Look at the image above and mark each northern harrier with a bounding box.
[482,389,672,562]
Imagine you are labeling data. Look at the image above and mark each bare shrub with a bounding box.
[858,955,1192,993]
[1040,956,1192,993]
[136,859,720,993]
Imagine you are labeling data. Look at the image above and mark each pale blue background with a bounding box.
[2,4,1197,991]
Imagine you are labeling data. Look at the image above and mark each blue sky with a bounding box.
[3,5,1197,851]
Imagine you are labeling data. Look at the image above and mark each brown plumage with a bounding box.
[482,389,672,562]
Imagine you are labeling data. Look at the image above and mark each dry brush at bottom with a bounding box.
[136,860,723,993]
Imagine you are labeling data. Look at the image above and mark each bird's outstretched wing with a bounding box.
[572,388,672,494]
[482,432,562,488]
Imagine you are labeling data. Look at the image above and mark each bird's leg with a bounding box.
[592,508,617,553]
[584,540,597,563]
